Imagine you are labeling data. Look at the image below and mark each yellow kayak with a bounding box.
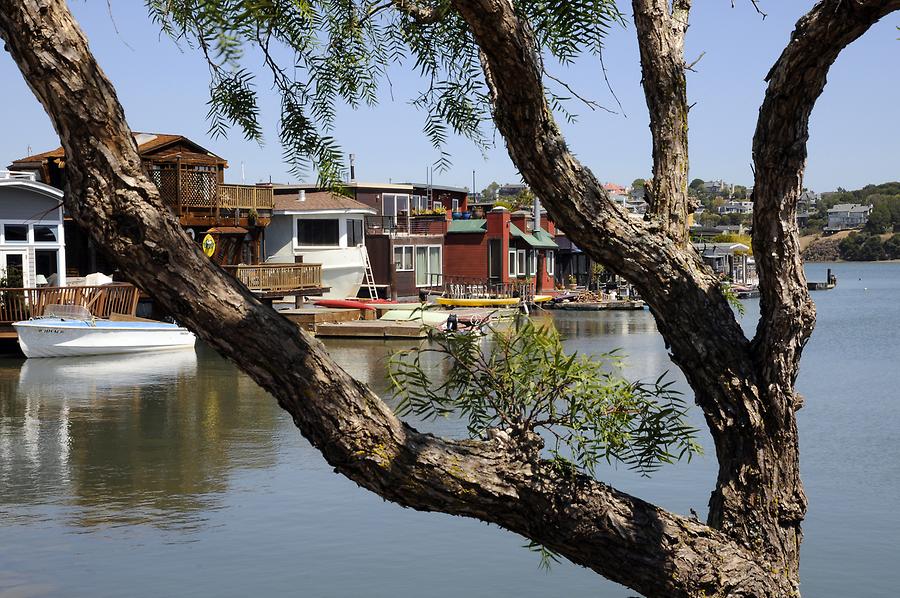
[435,295,553,307]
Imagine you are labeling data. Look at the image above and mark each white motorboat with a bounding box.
[13,305,195,358]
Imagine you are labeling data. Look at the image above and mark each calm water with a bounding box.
[0,262,897,597]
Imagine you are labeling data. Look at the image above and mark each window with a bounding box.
[517,250,526,277]
[383,194,410,217]
[347,219,364,246]
[546,250,555,276]
[508,249,517,277]
[33,225,59,243]
[394,245,414,271]
[4,224,27,242]
[452,198,459,212]
[433,201,443,211]
[35,249,59,281]
[297,219,339,246]
[415,245,442,287]
[529,251,538,276]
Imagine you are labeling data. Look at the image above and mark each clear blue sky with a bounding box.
[1,2,896,191]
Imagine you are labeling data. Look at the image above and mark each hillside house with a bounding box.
[826,204,871,231]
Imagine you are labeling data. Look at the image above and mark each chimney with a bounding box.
[299,189,306,202]
[349,154,356,181]
[533,196,541,232]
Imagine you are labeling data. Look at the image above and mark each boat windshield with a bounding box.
[41,304,93,321]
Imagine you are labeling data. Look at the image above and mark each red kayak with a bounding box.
[314,299,376,311]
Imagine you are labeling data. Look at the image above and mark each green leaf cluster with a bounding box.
[145,0,623,183]
[388,317,701,477]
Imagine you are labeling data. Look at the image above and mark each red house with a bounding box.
[443,207,558,294]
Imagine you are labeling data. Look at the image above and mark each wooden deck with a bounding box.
[223,264,328,299]
[280,307,367,332]
[315,320,429,339]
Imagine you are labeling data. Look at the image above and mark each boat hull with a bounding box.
[13,320,196,358]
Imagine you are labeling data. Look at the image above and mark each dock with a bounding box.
[807,268,837,291]
[551,300,645,311]
[315,320,429,339]
[279,306,371,332]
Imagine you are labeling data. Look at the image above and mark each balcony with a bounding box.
[222,263,327,299]
[150,168,275,215]
[365,214,447,236]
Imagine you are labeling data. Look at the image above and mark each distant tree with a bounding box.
[884,234,900,259]
[864,203,892,233]
[689,178,705,190]
[480,181,500,202]
[698,212,721,227]
[733,185,748,199]
[631,178,646,189]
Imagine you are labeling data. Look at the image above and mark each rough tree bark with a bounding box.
[1,0,896,596]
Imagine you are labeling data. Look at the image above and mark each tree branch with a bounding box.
[0,1,790,596]
[631,0,692,244]
[390,0,449,24]
[751,0,900,391]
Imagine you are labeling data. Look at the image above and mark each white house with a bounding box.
[0,170,66,287]
[718,200,753,215]
[265,190,375,299]
[826,203,871,231]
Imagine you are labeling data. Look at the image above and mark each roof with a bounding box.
[693,242,750,256]
[273,191,375,214]
[10,132,225,165]
[828,203,871,213]
[510,223,558,249]
[447,219,487,233]
[0,171,64,200]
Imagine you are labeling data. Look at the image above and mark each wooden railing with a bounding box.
[0,284,141,325]
[150,167,275,212]
[219,184,275,210]
[442,275,535,301]
[223,264,322,293]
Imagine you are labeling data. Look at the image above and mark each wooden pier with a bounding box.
[551,300,646,311]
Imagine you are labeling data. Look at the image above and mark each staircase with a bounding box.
[362,247,379,300]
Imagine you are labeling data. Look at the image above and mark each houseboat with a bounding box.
[266,189,375,299]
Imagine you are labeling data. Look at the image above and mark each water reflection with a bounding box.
[0,346,281,532]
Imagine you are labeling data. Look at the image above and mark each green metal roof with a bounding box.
[510,223,558,249]
[531,228,559,249]
[447,219,487,233]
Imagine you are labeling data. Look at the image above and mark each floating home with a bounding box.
[9,133,325,301]
[0,170,66,288]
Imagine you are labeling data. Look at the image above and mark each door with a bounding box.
[488,239,501,282]
[1,251,28,287]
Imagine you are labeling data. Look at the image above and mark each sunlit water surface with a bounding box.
[0,262,897,597]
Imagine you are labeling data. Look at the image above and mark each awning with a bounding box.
[207,227,248,235]
[509,223,558,249]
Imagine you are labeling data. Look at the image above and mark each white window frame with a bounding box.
[415,244,442,287]
[529,251,538,276]
[382,193,411,218]
[394,245,414,271]
[0,223,29,244]
[508,249,517,277]
[517,249,527,278]
[452,198,459,212]
[546,250,555,276]
[292,215,344,250]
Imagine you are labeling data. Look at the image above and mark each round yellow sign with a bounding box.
[201,233,216,257]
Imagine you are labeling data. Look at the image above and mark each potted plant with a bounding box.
[567,274,578,290]
[247,208,259,226]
